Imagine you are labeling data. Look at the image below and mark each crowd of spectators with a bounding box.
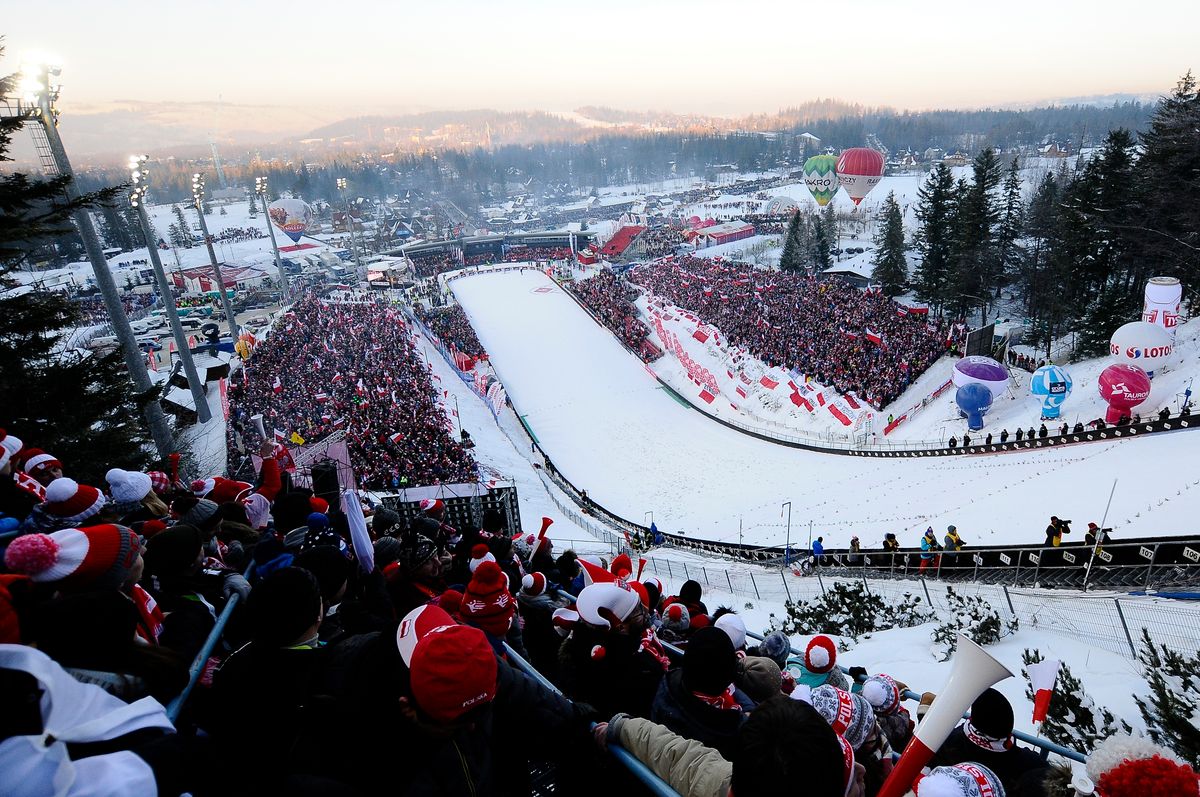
[416,305,486,359]
[210,226,267,244]
[74,292,158,324]
[639,226,685,258]
[1007,349,1046,373]
[410,252,463,278]
[227,294,476,490]
[2,420,1195,796]
[567,270,660,362]
[629,257,949,409]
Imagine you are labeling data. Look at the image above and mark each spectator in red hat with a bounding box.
[304,604,595,793]
[20,478,107,534]
[559,582,666,719]
[383,533,446,616]
[460,560,516,652]
[16,447,63,486]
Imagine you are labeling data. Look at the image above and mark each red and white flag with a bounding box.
[274,428,287,443]
[699,389,716,404]
[388,432,404,445]
[315,392,329,403]
[865,328,883,345]
[1026,659,1061,724]
[272,375,282,394]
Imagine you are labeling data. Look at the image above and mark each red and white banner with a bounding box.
[760,376,779,390]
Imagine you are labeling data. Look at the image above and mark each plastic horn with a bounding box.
[1071,775,1095,797]
[876,634,1013,797]
[251,413,266,440]
[636,557,647,580]
[538,516,553,540]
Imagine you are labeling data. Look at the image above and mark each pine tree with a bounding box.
[202,198,213,216]
[811,207,833,271]
[949,149,1002,322]
[0,59,152,483]
[1022,649,1129,754]
[779,211,806,272]
[912,164,957,313]
[1128,72,1200,281]
[248,194,258,217]
[1135,629,1200,766]
[121,203,146,248]
[870,191,907,296]
[171,204,192,247]
[1019,173,1059,319]
[219,205,228,216]
[993,159,1024,301]
[1076,284,1134,358]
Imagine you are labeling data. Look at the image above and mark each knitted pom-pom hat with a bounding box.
[4,525,140,592]
[461,560,515,637]
[805,635,838,673]
[41,478,107,525]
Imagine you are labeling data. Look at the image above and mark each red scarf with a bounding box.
[691,684,743,712]
[131,584,164,645]
[964,720,1014,752]
[638,628,671,672]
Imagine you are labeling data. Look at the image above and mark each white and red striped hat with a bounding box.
[18,448,61,477]
[0,429,23,470]
[41,478,107,525]
[418,498,445,515]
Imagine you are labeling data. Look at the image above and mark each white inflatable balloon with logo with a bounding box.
[1109,321,1173,377]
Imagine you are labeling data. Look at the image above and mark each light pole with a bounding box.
[782,501,792,565]
[12,64,174,457]
[255,176,289,298]
[336,177,363,271]
[191,173,239,342]
[129,157,211,424]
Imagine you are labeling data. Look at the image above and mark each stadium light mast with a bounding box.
[190,173,240,341]
[336,177,363,271]
[129,157,211,424]
[255,176,289,298]
[12,62,174,458]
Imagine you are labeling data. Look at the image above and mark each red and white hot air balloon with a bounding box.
[836,147,886,206]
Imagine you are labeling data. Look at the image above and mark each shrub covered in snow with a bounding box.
[1135,629,1200,767]
[769,581,933,639]
[930,586,1018,661]
[1022,648,1130,753]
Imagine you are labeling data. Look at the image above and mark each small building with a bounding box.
[695,221,755,249]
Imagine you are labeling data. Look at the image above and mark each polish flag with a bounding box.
[699,389,716,404]
[272,375,282,394]
[736,386,747,398]
[388,432,404,445]
[1026,659,1062,724]
[865,328,883,345]
[760,376,779,390]
[274,428,287,443]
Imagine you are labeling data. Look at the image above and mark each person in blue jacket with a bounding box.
[919,527,942,575]
[811,536,825,568]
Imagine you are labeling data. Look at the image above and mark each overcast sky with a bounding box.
[4,0,1196,119]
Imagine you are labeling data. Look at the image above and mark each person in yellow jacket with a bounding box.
[1043,516,1071,547]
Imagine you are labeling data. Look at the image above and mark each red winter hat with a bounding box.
[41,478,107,526]
[147,471,171,496]
[206,477,253,505]
[17,448,61,476]
[461,561,515,637]
[469,543,496,573]
[4,525,141,592]
[0,428,23,470]
[521,572,547,597]
[611,553,633,579]
[396,605,497,724]
[805,635,837,674]
[419,498,445,516]
[309,496,330,515]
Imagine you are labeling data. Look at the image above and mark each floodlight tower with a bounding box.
[190,173,239,341]
[255,176,289,297]
[129,157,211,423]
[336,177,363,270]
[8,62,173,457]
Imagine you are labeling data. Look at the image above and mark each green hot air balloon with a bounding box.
[803,154,839,207]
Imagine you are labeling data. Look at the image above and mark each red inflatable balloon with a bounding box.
[1097,363,1151,423]
[836,147,886,205]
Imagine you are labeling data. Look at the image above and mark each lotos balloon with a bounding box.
[267,198,314,244]
[836,148,885,206]
[803,155,839,207]
[1097,363,1151,424]
[1030,364,1072,420]
[1109,321,1173,377]
[952,356,1009,399]
[955,383,993,431]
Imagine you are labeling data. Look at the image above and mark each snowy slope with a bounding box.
[452,268,1200,549]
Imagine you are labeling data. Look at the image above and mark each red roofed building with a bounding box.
[599,225,646,259]
[695,221,755,249]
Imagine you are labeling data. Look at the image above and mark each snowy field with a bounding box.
[451,268,1199,550]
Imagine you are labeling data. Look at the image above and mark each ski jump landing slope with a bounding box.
[451,269,1199,549]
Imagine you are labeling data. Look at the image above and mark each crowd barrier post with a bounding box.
[726,570,734,593]
[749,572,761,600]
[1144,543,1159,588]
[1112,599,1139,658]
[1002,585,1016,615]
[780,570,792,602]
[921,578,933,607]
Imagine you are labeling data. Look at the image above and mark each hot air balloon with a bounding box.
[952,356,1009,399]
[1097,363,1151,423]
[1109,321,1173,377]
[1030,364,1072,420]
[836,147,885,206]
[267,198,314,244]
[802,154,839,207]
[955,383,993,430]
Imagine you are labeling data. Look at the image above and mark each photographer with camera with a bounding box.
[1043,516,1072,547]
